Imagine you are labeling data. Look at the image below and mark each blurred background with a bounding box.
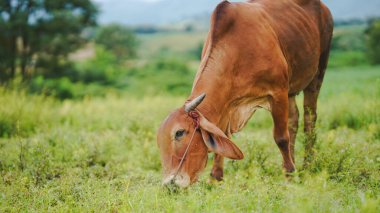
[1,1,380,211]
[0,0,379,99]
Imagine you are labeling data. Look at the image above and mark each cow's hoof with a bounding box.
[285,169,298,182]
[210,168,223,181]
[207,176,224,185]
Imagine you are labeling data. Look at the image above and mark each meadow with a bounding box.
[0,65,379,212]
[1,20,380,212]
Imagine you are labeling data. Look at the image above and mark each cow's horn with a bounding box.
[185,93,206,112]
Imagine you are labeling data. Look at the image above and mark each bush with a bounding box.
[74,46,125,84]
[29,76,108,100]
[328,51,369,68]
[126,59,194,96]
[366,19,380,64]
[332,28,366,52]
[28,46,128,99]
[329,25,369,68]
[30,76,77,99]
[95,24,138,61]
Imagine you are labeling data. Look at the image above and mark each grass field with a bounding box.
[0,66,379,212]
[138,32,206,59]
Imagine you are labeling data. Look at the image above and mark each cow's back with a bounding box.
[252,0,333,94]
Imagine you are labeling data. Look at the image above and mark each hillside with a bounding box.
[94,0,380,25]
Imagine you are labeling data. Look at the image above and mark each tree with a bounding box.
[366,18,380,64]
[95,24,138,61]
[0,0,97,81]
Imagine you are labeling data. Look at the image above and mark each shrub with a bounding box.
[126,59,194,96]
[72,46,126,85]
[328,51,369,68]
[95,24,138,61]
[332,28,366,52]
[29,76,108,100]
[366,19,380,64]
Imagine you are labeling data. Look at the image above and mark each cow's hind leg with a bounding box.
[270,92,295,175]
[303,46,330,168]
[303,75,326,168]
[288,96,299,163]
[210,154,224,181]
[303,86,320,168]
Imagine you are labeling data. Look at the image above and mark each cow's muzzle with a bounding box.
[162,173,190,189]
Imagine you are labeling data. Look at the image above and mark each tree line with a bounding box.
[0,0,137,83]
[0,1,379,84]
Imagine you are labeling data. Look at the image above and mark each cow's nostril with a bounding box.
[170,178,176,185]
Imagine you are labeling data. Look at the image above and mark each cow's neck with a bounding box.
[189,89,229,130]
[189,72,233,131]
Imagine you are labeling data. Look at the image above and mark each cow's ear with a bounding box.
[198,112,244,160]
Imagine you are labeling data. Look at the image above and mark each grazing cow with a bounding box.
[157,0,333,188]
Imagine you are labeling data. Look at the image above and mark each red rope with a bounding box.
[188,111,200,129]
[172,110,200,180]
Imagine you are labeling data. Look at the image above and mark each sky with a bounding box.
[92,0,380,26]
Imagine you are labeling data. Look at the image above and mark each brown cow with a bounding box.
[157,0,333,188]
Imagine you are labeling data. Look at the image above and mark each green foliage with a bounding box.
[0,0,97,81]
[27,47,126,99]
[328,51,369,68]
[29,76,82,99]
[328,25,370,68]
[126,59,194,96]
[27,54,194,99]
[95,24,138,61]
[366,19,380,64]
[74,46,125,84]
[29,75,112,99]
[332,27,367,52]
[0,67,379,211]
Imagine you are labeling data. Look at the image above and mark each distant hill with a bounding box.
[324,0,380,20]
[93,0,380,26]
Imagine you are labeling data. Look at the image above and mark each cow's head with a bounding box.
[157,93,244,188]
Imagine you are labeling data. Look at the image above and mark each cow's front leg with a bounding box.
[270,92,296,175]
[210,154,224,181]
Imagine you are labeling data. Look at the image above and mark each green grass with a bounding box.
[0,67,380,212]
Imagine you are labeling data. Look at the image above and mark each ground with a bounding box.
[0,67,379,212]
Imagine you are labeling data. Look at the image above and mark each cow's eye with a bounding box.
[175,130,186,140]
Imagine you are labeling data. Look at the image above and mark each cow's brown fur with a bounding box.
[157,0,333,187]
